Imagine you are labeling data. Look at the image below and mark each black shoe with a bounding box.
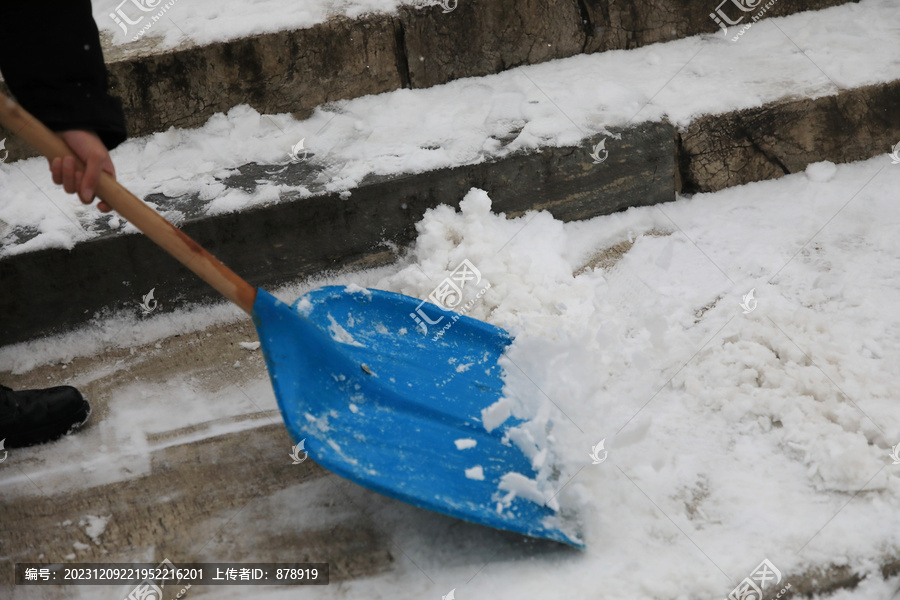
[0,384,91,449]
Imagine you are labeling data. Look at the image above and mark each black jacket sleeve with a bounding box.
[0,0,127,150]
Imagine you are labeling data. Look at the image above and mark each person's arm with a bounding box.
[0,0,127,209]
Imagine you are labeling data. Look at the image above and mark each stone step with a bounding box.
[0,0,855,161]
[2,75,898,345]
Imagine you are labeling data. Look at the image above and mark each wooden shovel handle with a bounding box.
[0,91,257,315]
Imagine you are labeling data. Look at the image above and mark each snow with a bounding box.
[239,341,261,350]
[3,0,899,258]
[326,314,365,346]
[81,514,110,544]
[464,466,484,481]
[343,283,371,295]
[497,472,551,509]
[806,160,839,183]
[302,156,900,597]
[480,397,512,433]
[358,157,899,599]
[0,297,246,375]
[454,438,476,450]
[94,0,429,50]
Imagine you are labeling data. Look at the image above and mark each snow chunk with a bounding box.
[465,466,485,480]
[498,472,558,510]
[81,515,110,545]
[327,315,364,347]
[294,296,314,316]
[344,283,371,295]
[454,438,477,450]
[239,341,260,351]
[459,188,493,217]
[481,398,511,432]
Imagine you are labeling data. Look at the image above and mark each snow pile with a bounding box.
[356,158,900,597]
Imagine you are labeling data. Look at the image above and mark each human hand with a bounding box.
[49,130,116,212]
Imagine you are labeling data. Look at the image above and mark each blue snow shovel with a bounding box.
[0,93,583,548]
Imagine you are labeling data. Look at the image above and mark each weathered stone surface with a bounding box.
[678,80,900,193]
[399,0,585,88]
[0,122,672,346]
[107,14,403,138]
[579,0,857,53]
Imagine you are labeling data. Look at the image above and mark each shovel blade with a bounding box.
[252,286,583,547]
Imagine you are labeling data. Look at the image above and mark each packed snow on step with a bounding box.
[3,154,899,599]
[3,0,899,258]
[94,0,426,50]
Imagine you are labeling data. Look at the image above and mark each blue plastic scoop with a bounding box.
[253,287,582,547]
